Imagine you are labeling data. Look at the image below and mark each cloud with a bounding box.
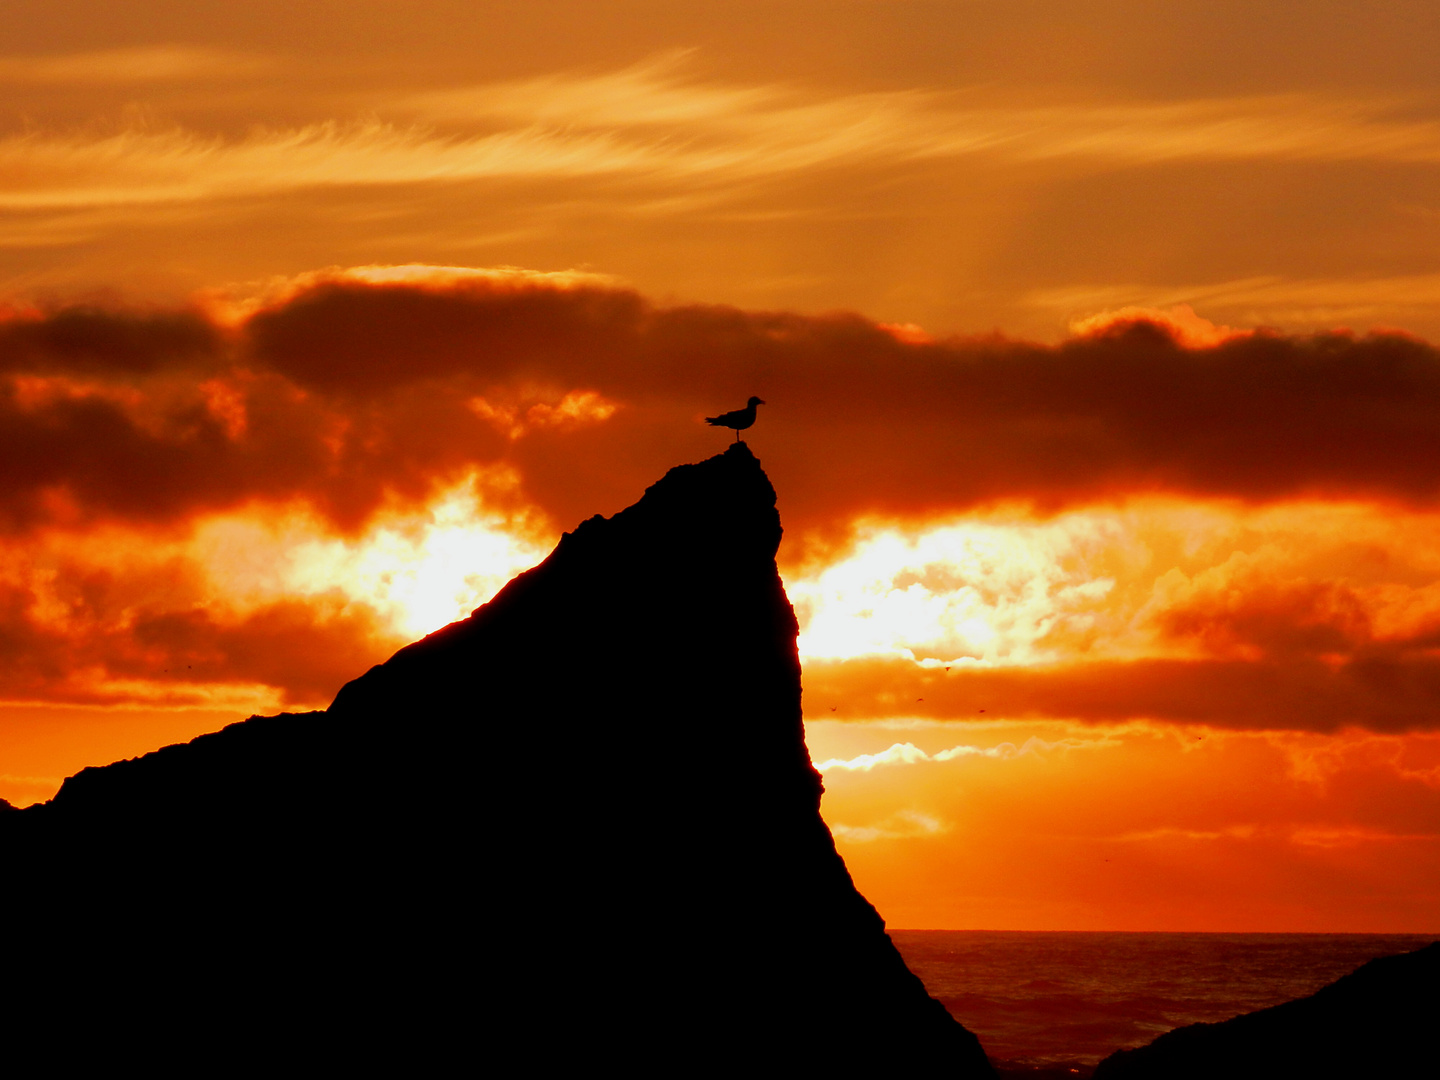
[235,271,1440,533]
[7,267,1434,540]
[420,60,1440,172]
[789,514,1127,666]
[0,47,269,86]
[814,741,938,772]
[8,268,1440,718]
[0,122,682,213]
[7,56,1440,216]
[1111,825,1260,843]
[0,558,396,708]
[1272,731,1440,790]
[1069,305,1247,349]
[1031,274,1440,335]
[805,652,1440,734]
[812,732,1125,772]
[790,496,1440,734]
[47,270,1440,538]
[814,740,1017,773]
[814,716,1440,928]
[1110,824,1440,847]
[828,808,949,844]
[0,306,221,375]
[0,461,553,706]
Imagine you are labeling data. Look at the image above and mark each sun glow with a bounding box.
[196,468,553,639]
[786,514,1128,666]
[787,500,1440,675]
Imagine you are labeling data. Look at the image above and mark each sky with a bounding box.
[2,1,1439,932]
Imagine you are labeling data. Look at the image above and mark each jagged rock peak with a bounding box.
[1,443,996,1078]
[559,440,781,558]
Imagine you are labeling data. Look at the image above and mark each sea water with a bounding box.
[889,930,1437,1076]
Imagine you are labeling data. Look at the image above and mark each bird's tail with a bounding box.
[704,416,722,426]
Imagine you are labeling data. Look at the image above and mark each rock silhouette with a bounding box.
[0,443,993,1075]
[1092,941,1439,1079]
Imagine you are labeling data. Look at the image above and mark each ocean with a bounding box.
[888,930,1438,1077]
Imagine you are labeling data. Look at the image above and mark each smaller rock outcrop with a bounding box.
[1092,941,1439,1079]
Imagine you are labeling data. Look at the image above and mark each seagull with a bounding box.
[706,396,765,442]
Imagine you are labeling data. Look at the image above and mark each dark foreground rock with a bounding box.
[1,444,993,1075]
[1092,941,1439,1079]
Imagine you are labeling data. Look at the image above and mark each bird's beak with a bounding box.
[758,398,767,404]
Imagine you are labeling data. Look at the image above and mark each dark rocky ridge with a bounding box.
[1,443,993,1074]
[1092,941,1439,1079]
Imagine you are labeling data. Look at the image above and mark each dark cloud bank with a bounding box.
[8,274,1440,535]
[7,272,1440,728]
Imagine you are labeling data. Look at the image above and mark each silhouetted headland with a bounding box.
[1092,941,1439,1079]
[1,442,993,1074]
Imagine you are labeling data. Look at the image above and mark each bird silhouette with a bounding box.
[706,396,765,442]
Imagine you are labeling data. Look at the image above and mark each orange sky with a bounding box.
[2,2,1438,931]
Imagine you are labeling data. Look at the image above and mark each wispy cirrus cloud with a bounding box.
[405,53,1440,167]
[0,123,664,211]
[4,54,1440,213]
[0,46,269,85]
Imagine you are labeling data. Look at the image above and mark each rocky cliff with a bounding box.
[1,443,993,1074]
[1092,941,1439,1079]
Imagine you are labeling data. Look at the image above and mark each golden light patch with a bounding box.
[789,499,1440,682]
[0,467,555,714]
[786,514,1129,666]
[1069,303,1247,347]
[194,468,553,639]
